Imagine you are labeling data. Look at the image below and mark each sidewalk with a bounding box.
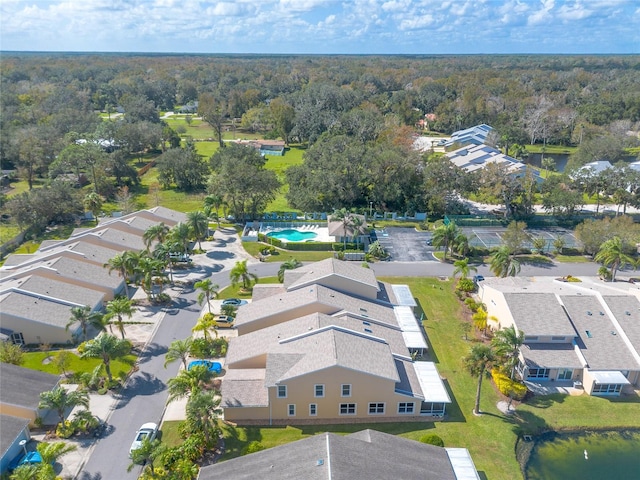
[40,226,248,479]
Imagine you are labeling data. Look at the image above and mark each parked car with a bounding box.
[473,275,485,283]
[188,359,222,374]
[214,315,235,328]
[129,423,158,457]
[221,298,248,307]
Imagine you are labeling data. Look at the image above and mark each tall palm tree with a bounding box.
[164,338,193,370]
[167,364,215,403]
[194,279,219,314]
[104,297,135,339]
[38,386,89,425]
[104,252,131,298]
[331,208,362,251]
[187,210,209,251]
[432,221,459,261]
[230,259,258,291]
[492,325,525,380]
[80,334,132,383]
[278,258,302,283]
[453,257,477,279]
[170,222,192,255]
[185,390,222,444]
[143,222,170,251]
[153,240,180,285]
[464,344,496,416]
[203,193,223,228]
[66,305,105,341]
[490,245,521,278]
[594,236,636,282]
[83,192,103,225]
[192,314,218,342]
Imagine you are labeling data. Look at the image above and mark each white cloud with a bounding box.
[399,14,434,30]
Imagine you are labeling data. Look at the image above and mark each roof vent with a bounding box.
[625,311,631,316]
[317,459,324,466]
[587,311,592,316]
[599,311,604,316]
[611,331,617,336]
[585,330,593,338]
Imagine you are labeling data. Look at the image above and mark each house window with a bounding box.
[592,383,622,395]
[10,332,24,345]
[524,335,538,341]
[557,368,572,380]
[288,404,296,416]
[339,403,356,415]
[277,385,287,398]
[314,384,324,398]
[527,368,550,379]
[398,402,415,414]
[551,336,565,341]
[309,404,317,416]
[368,403,385,414]
[341,384,351,397]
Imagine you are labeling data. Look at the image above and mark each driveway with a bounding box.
[373,227,435,262]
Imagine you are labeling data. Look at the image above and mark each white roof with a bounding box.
[395,306,421,332]
[391,285,417,307]
[589,370,631,385]
[402,331,428,350]
[413,361,451,403]
[446,448,481,480]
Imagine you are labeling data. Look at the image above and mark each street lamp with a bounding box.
[369,202,373,218]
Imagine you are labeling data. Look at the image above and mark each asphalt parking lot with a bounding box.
[374,225,581,261]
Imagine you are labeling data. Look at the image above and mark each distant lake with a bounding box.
[526,153,637,174]
[525,430,640,480]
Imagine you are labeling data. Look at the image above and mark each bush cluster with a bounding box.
[491,369,528,400]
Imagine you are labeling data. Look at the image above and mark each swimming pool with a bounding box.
[266,229,318,242]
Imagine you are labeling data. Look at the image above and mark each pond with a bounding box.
[525,430,640,480]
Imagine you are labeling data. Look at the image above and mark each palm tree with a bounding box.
[167,364,215,403]
[153,240,180,285]
[432,221,459,261]
[104,252,132,298]
[80,334,132,383]
[204,193,223,228]
[490,246,521,278]
[38,386,89,425]
[170,222,192,255]
[36,441,77,479]
[453,231,470,258]
[66,305,105,341]
[453,258,477,279]
[83,192,103,225]
[278,258,302,283]
[492,325,525,380]
[185,390,222,444]
[331,208,363,251]
[192,314,218,342]
[230,259,258,291]
[104,297,135,339]
[464,344,496,416]
[187,210,209,250]
[164,338,193,370]
[127,437,165,475]
[594,236,636,282]
[143,222,170,250]
[194,279,219,314]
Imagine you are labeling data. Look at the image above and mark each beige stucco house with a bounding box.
[221,259,449,425]
[479,276,640,396]
[0,363,59,425]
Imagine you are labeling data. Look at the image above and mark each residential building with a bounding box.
[0,364,59,424]
[478,276,640,396]
[221,259,450,425]
[0,414,31,474]
[197,429,480,480]
[445,144,541,182]
[443,124,493,149]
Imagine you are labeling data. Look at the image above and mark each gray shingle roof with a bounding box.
[505,292,576,337]
[0,363,59,410]
[8,275,104,308]
[520,343,584,369]
[45,256,121,289]
[93,228,146,251]
[561,295,640,370]
[0,414,30,458]
[198,429,458,480]
[602,295,640,355]
[220,369,268,408]
[284,258,378,293]
[0,290,78,329]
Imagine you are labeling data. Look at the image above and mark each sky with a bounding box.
[1,0,639,55]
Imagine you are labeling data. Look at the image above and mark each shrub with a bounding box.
[491,369,528,400]
[456,277,475,293]
[464,297,480,312]
[419,434,444,447]
[56,420,75,439]
[242,441,266,455]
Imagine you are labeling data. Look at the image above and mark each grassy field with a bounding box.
[22,350,136,378]
[213,276,640,480]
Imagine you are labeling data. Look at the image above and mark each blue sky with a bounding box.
[1,0,638,54]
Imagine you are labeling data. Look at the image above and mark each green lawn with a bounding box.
[242,241,335,262]
[218,276,640,480]
[22,350,136,378]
